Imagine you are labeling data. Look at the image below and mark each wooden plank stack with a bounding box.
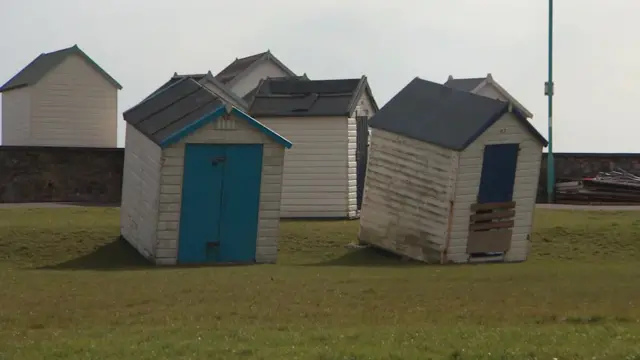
[555,168,640,204]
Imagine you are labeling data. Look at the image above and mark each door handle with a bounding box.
[211,157,226,166]
[207,241,220,248]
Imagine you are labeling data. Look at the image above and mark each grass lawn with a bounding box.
[1,207,640,359]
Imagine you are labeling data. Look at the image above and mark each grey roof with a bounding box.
[145,73,208,100]
[214,51,297,84]
[143,71,249,110]
[242,74,310,104]
[368,77,547,150]
[123,77,224,145]
[0,45,122,93]
[248,76,378,117]
[443,77,485,92]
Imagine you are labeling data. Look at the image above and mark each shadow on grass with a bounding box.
[38,237,265,271]
[305,246,427,267]
[38,237,153,271]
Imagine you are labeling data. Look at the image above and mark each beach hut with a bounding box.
[119,77,292,265]
[247,76,378,218]
[359,77,547,264]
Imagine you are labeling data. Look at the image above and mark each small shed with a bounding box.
[120,77,292,265]
[359,77,548,264]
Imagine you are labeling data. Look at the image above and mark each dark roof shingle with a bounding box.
[0,45,122,93]
[143,72,249,110]
[368,77,547,150]
[248,76,375,117]
[123,78,223,145]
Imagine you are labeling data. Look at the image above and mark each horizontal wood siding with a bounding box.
[359,128,458,262]
[30,54,118,147]
[120,124,162,260]
[257,116,351,218]
[156,114,286,265]
[346,117,357,218]
[1,88,31,145]
[448,112,543,263]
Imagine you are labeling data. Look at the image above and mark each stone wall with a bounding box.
[0,146,124,204]
[1,147,640,204]
[538,152,640,202]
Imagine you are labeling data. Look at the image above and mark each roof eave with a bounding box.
[0,83,28,93]
[71,45,123,90]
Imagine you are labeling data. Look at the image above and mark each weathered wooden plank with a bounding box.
[470,201,516,212]
[466,230,512,253]
[469,220,514,231]
[470,210,516,222]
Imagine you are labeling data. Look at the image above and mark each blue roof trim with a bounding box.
[230,108,293,149]
[158,105,293,149]
[459,103,548,150]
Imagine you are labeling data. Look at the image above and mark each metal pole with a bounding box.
[546,0,555,203]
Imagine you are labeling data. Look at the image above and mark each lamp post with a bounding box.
[545,0,555,203]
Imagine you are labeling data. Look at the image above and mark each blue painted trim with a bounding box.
[158,105,293,149]
[229,108,293,149]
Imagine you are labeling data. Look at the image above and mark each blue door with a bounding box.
[477,144,519,204]
[217,144,263,263]
[177,143,263,264]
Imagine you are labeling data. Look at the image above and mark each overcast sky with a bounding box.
[1,0,638,151]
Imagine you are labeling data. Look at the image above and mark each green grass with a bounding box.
[1,207,640,359]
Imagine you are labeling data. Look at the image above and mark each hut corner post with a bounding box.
[441,200,455,264]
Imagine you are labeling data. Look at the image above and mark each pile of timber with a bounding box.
[555,168,640,204]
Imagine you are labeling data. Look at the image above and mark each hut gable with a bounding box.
[214,51,297,85]
[123,77,291,149]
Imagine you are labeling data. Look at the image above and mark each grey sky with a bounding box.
[1,0,638,151]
